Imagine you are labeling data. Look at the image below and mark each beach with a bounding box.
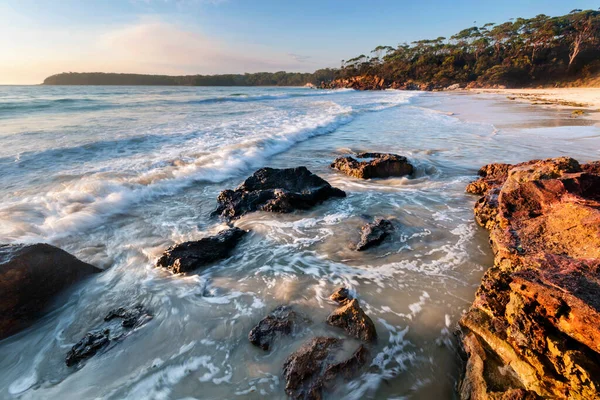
[471,88,600,124]
[1,86,599,399]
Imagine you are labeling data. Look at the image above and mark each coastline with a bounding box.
[469,88,600,124]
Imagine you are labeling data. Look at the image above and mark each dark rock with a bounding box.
[326,297,377,342]
[0,243,101,340]
[65,330,110,367]
[156,227,247,273]
[331,152,413,179]
[355,218,394,251]
[213,167,346,220]
[460,157,600,399]
[248,306,305,351]
[282,337,369,400]
[104,304,152,329]
[66,304,152,367]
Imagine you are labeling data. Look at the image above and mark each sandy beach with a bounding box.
[471,88,600,123]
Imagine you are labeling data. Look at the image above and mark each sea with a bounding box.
[0,85,599,399]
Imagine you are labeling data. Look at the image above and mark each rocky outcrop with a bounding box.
[0,243,101,340]
[326,288,377,342]
[282,337,368,399]
[331,152,413,179]
[213,167,345,220]
[66,304,152,367]
[355,218,394,251]
[248,306,307,351]
[460,157,600,399]
[156,227,247,274]
[320,75,387,90]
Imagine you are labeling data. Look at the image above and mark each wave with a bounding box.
[183,88,354,105]
[0,92,417,242]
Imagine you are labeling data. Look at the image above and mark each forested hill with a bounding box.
[44,9,600,89]
[42,70,336,86]
[326,9,600,89]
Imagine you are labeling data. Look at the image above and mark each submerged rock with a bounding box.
[0,243,101,340]
[66,304,152,367]
[156,227,247,273]
[326,289,377,342]
[282,337,369,400]
[355,218,394,251]
[248,305,306,351]
[460,157,600,399]
[331,152,413,179]
[213,167,345,220]
[65,330,110,367]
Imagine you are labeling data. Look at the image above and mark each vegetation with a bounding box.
[43,70,336,86]
[44,10,600,88]
[335,9,600,87]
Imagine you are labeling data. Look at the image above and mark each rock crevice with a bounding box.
[460,157,600,399]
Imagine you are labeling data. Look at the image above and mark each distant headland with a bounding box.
[44,9,600,90]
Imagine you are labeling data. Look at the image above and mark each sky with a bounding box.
[1,0,598,84]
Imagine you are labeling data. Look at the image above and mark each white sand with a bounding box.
[471,88,600,122]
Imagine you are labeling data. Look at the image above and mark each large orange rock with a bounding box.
[459,157,600,399]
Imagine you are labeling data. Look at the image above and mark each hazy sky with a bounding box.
[1,0,598,84]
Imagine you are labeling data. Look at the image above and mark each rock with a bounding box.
[104,304,152,329]
[445,83,462,90]
[66,304,152,367]
[213,167,345,220]
[65,330,110,367]
[355,218,394,251]
[331,152,413,179]
[248,306,306,351]
[329,287,353,304]
[460,157,600,399]
[327,296,377,342]
[320,75,387,90]
[156,227,247,273]
[282,337,369,399]
[0,243,101,340]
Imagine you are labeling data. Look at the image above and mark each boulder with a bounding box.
[355,218,394,251]
[282,336,368,399]
[66,304,152,367]
[0,243,101,340]
[320,75,387,90]
[326,289,377,342]
[213,167,345,220]
[156,227,247,273]
[331,152,413,179]
[460,157,600,399]
[248,305,307,351]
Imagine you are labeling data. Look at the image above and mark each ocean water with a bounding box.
[0,85,599,399]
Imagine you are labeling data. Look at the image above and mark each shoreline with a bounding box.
[468,88,600,124]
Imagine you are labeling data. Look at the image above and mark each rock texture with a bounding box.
[248,305,306,351]
[356,218,394,251]
[331,152,413,179]
[156,227,247,273]
[320,75,387,90]
[326,288,377,342]
[282,337,368,399]
[460,157,600,399]
[0,243,101,340]
[66,304,152,367]
[213,167,345,220]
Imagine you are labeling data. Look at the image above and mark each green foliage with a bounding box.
[336,9,600,87]
[43,69,338,86]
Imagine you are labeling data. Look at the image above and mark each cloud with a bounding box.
[288,53,312,63]
[0,15,317,84]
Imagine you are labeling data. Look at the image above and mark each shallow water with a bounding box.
[0,86,599,399]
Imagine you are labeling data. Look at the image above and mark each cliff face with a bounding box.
[460,157,600,399]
